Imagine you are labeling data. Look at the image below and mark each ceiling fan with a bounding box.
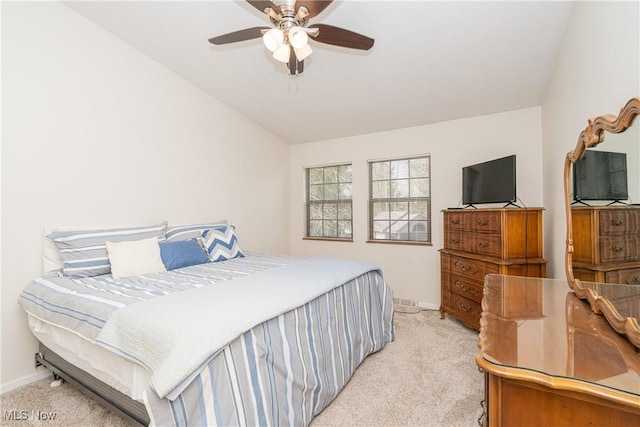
[208,0,374,75]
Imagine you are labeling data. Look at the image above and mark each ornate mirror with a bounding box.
[564,96,640,348]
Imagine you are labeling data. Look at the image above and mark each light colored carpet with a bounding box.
[312,309,484,426]
[0,309,483,426]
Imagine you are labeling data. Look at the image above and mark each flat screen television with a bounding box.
[462,155,516,206]
[573,150,628,202]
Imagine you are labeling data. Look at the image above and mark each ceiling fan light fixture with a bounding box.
[288,26,309,49]
[209,0,375,75]
[263,28,284,52]
[294,44,312,61]
[273,43,291,63]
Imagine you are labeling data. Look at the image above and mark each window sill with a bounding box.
[303,237,354,243]
[365,240,432,246]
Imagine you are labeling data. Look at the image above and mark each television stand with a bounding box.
[502,201,521,208]
[606,200,629,206]
[571,200,591,206]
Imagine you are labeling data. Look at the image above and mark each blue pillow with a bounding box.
[159,239,210,271]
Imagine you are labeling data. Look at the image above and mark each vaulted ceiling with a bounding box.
[63,1,573,144]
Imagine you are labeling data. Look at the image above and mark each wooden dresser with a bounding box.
[439,208,546,330]
[478,275,640,426]
[571,206,640,283]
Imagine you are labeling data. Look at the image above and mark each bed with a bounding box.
[18,221,395,426]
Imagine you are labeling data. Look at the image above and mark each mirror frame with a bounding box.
[564,96,640,348]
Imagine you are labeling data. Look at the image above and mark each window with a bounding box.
[306,164,353,239]
[369,155,431,243]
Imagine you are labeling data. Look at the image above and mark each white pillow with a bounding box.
[105,237,167,279]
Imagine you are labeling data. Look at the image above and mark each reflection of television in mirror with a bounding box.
[462,155,516,207]
[573,150,628,204]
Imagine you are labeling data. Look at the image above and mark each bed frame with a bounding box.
[35,342,149,426]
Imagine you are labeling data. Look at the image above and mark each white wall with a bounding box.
[1,2,290,390]
[290,107,544,307]
[541,1,640,280]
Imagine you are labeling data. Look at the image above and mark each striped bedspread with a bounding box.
[18,253,395,426]
[96,257,385,401]
[143,270,394,426]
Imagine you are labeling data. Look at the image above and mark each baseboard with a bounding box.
[417,301,439,311]
[1,368,51,394]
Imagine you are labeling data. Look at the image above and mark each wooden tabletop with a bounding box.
[477,274,640,408]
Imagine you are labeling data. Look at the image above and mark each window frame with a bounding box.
[367,154,432,245]
[304,163,354,241]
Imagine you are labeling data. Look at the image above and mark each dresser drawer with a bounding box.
[599,236,640,262]
[442,290,482,327]
[444,211,466,231]
[605,268,640,285]
[469,211,501,233]
[442,253,500,280]
[450,256,487,281]
[446,274,484,303]
[465,233,502,257]
[444,229,463,251]
[599,210,640,235]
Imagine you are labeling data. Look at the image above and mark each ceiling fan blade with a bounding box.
[308,24,374,50]
[246,0,281,15]
[296,1,333,19]
[208,27,269,45]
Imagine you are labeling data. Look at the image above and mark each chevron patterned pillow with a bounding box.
[201,225,244,262]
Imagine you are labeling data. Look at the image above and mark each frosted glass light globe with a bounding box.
[294,44,312,61]
[273,43,291,63]
[288,26,308,49]
[263,28,284,52]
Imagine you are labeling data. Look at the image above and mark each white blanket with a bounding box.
[95,257,380,400]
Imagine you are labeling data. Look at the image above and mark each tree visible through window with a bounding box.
[306,164,353,239]
[369,155,431,243]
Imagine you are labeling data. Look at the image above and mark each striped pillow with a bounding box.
[48,222,168,278]
[201,225,244,262]
[165,220,228,242]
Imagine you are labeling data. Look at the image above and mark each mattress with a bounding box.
[28,313,149,401]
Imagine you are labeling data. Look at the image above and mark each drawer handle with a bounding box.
[458,263,472,272]
[476,219,489,226]
[459,303,473,313]
[612,245,625,252]
[451,238,460,244]
[611,218,625,226]
[477,241,488,248]
[632,277,640,284]
[458,283,472,292]
[451,219,460,225]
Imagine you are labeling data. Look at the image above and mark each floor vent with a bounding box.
[393,298,423,314]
